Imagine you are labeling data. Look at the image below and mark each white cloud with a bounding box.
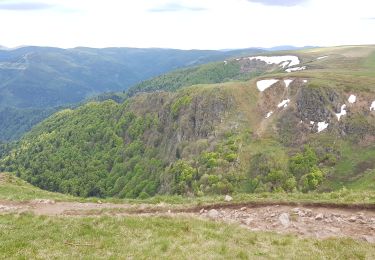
[0,0,374,49]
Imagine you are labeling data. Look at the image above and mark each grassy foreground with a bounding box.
[0,213,374,259]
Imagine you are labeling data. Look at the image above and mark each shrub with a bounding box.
[300,167,324,192]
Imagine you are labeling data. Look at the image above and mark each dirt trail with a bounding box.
[1,199,375,243]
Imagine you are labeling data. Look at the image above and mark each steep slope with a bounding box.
[1,45,375,198]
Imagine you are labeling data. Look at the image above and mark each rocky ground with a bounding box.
[200,205,375,243]
[1,199,374,243]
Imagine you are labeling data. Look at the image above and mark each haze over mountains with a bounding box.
[0,46,267,108]
[0,45,267,140]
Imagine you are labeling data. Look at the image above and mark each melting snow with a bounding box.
[285,66,306,73]
[265,111,273,118]
[348,95,356,104]
[310,121,314,125]
[336,104,347,121]
[256,79,279,92]
[317,121,329,132]
[284,79,293,88]
[370,101,375,111]
[248,56,300,68]
[317,56,328,60]
[277,99,290,108]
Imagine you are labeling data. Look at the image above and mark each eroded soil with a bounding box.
[1,199,375,243]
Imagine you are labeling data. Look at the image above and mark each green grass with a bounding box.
[0,213,374,259]
[363,50,375,69]
[319,141,375,191]
[347,169,375,190]
[2,172,375,206]
[0,173,73,202]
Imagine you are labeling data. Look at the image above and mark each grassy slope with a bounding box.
[0,173,72,201]
[1,213,374,259]
[2,172,375,206]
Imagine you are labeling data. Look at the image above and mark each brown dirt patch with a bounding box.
[1,199,375,243]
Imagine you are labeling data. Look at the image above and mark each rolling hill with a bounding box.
[1,45,375,198]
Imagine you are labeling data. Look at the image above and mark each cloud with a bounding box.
[0,1,54,11]
[247,0,307,7]
[148,2,206,12]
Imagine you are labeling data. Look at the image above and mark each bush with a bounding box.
[300,167,324,192]
[224,153,237,162]
[138,191,150,199]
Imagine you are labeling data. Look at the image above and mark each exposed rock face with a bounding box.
[129,87,234,160]
[296,86,339,122]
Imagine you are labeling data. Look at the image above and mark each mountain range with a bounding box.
[0,46,265,140]
[1,45,374,198]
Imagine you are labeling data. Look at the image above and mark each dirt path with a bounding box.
[1,199,375,243]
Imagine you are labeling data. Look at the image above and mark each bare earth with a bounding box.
[1,199,375,243]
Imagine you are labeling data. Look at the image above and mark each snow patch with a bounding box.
[256,79,279,92]
[370,101,375,111]
[265,111,273,118]
[348,95,356,104]
[317,56,328,60]
[336,104,347,121]
[303,80,308,83]
[248,56,300,68]
[224,60,227,65]
[310,121,314,125]
[284,79,293,88]
[285,66,306,73]
[277,99,290,108]
[317,121,329,132]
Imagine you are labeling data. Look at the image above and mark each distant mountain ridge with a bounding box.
[0,45,265,141]
[0,46,264,109]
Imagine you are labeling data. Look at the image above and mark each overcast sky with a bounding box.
[0,0,374,49]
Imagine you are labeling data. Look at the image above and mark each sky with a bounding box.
[0,0,374,50]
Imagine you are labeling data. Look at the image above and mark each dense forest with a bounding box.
[0,107,57,141]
